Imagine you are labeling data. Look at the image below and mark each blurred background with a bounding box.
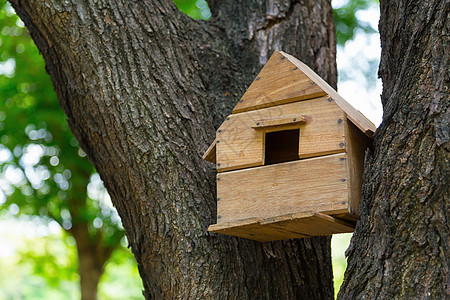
[0,0,381,299]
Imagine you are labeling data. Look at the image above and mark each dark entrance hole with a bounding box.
[264,129,300,165]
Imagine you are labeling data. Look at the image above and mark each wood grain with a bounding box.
[216,153,350,223]
[262,211,355,236]
[208,218,308,242]
[216,96,346,172]
[251,115,306,129]
[232,51,327,114]
[202,139,217,163]
[281,51,377,137]
[209,211,355,241]
[345,119,373,215]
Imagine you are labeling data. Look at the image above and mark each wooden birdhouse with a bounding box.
[203,51,376,242]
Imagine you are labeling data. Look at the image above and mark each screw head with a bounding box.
[339,142,345,148]
[256,77,261,80]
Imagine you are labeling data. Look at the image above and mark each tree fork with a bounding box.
[10,0,337,298]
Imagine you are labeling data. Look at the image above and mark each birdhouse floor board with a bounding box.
[208,212,355,242]
[208,218,308,242]
[216,153,349,223]
[334,213,358,223]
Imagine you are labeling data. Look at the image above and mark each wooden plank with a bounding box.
[208,218,308,242]
[334,213,358,222]
[230,51,376,138]
[216,153,350,223]
[216,97,346,172]
[251,115,306,129]
[202,139,216,163]
[281,51,377,137]
[262,212,355,236]
[208,211,355,241]
[345,119,373,215]
[232,51,327,114]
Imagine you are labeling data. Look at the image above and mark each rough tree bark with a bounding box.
[339,1,449,299]
[10,0,338,299]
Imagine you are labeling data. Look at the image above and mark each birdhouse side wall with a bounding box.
[345,119,374,216]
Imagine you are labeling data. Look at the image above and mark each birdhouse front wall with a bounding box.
[216,153,350,224]
[215,96,346,172]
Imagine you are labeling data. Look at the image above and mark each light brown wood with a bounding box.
[334,213,358,222]
[216,153,350,223]
[345,119,373,215]
[262,211,355,236]
[202,139,217,163]
[216,96,346,172]
[208,218,308,242]
[280,51,377,137]
[251,115,306,129]
[208,211,355,241]
[229,51,376,137]
[232,51,327,114]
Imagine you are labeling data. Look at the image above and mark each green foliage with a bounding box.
[98,246,144,300]
[333,0,378,45]
[0,218,80,300]
[0,0,124,241]
[17,224,79,288]
[0,216,143,300]
[332,233,352,297]
[173,0,211,20]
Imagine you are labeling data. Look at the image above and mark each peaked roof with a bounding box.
[203,51,377,163]
[233,51,376,137]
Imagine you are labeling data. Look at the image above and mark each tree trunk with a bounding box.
[71,223,115,300]
[77,246,102,300]
[10,0,337,298]
[338,1,449,299]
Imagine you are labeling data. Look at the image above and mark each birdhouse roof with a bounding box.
[203,51,376,163]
